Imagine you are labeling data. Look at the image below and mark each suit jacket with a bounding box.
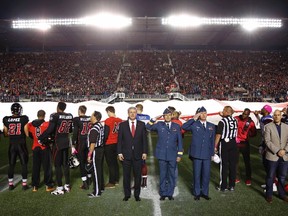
[146,121,183,161]
[182,119,215,160]
[264,122,288,161]
[117,120,148,160]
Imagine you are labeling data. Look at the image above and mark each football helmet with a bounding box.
[213,154,221,164]
[11,103,23,115]
[68,154,80,169]
[85,163,93,173]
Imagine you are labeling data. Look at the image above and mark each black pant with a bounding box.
[77,142,88,179]
[92,147,104,195]
[220,139,237,189]
[8,143,28,179]
[53,147,69,186]
[32,147,53,187]
[236,141,252,180]
[104,144,119,184]
[122,156,142,198]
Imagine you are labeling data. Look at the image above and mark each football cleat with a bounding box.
[9,185,15,191]
[245,180,251,186]
[51,187,64,195]
[22,185,30,191]
[64,184,71,193]
[263,183,277,192]
[235,179,240,184]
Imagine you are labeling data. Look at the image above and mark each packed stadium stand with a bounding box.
[1,50,288,103]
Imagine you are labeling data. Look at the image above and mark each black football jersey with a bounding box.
[72,115,91,146]
[39,112,73,149]
[3,115,29,144]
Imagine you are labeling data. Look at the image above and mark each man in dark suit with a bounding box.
[146,107,183,201]
[117,107,148,201]
[182,107,215,201]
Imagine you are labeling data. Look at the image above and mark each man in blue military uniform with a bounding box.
[146,107,183,201]
[182,106,215,201]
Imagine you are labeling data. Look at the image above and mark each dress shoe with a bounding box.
[281,196,288,203]
[228,187,235,192]
[201,195,211,200]
[215,186,227,192]
[135,197,141,201]
[168,196,174,200]
[194,196,200,201]
[265,197,272,204]
[123,196,130,201]
[159,196,166,201]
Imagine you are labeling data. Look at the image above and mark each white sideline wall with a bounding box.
[0,99,287,130]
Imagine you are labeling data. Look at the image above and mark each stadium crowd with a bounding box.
[1,50,288,102]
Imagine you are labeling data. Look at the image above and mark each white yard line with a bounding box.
[140,134,179,216]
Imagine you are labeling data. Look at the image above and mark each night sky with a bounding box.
[1,0,288,19]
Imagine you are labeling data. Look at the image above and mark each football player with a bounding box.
[3,103,29,190]
[38,102,73,195]
[72,105,91,190]
[25,110,54,192]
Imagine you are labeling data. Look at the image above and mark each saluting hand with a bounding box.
[118,154,124,161]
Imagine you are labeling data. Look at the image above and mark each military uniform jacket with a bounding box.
[146,121,183,161]
[182,119,215,160]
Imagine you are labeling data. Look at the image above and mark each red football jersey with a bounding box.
[28,121,49,150]
[104,117,123,145]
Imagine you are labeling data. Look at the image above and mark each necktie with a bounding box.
[131,122,135,137]
[166,123,169,129]
[203,123,206,129]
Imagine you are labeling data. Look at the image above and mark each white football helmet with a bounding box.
[213,154,221,164]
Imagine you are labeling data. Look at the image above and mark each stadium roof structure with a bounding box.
[0,17,288,51]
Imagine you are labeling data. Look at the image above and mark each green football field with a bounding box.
[0,132,287,216]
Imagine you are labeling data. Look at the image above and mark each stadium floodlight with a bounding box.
[82,13,132,29]
[162,16,282,29]
[12,13,132,30]
[240,18,282,31]
[12,19,80,29]
[162,15,202,27]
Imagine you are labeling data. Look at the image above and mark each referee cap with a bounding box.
[262,105,272,114]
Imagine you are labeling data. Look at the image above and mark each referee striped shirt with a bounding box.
[87,122,104,148]
[216,116,238,140]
